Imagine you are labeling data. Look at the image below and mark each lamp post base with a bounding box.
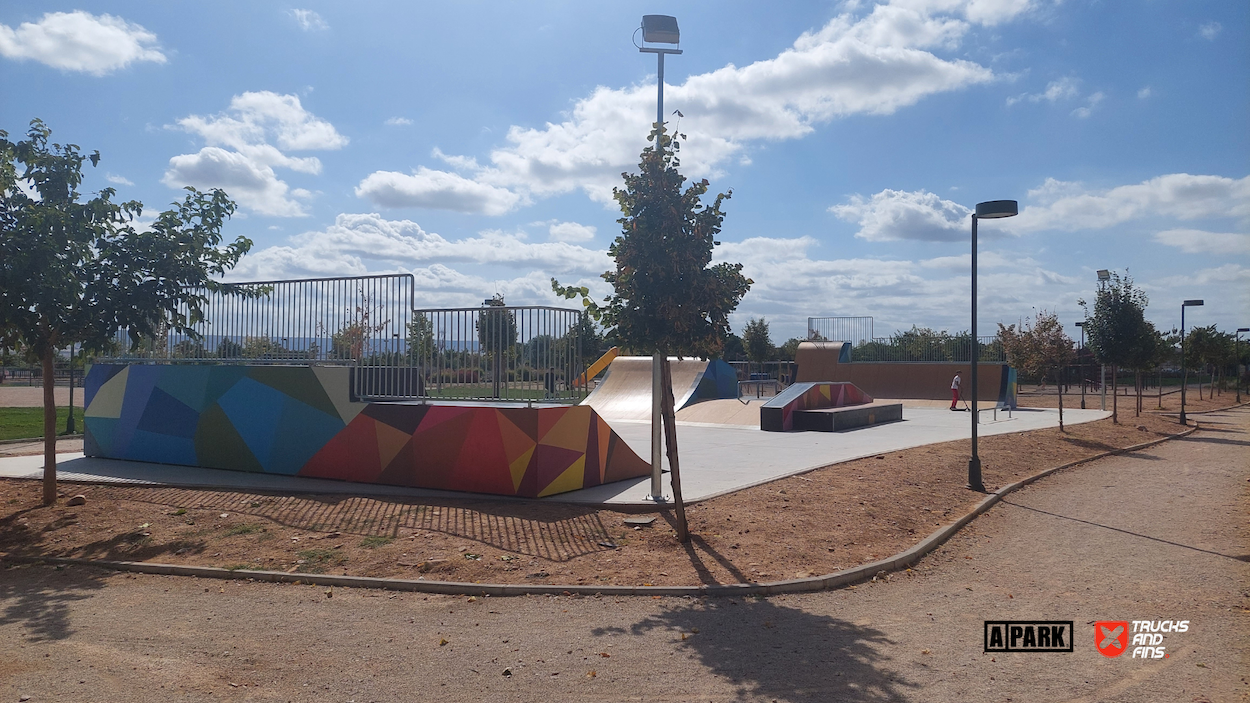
[967,457,985,493]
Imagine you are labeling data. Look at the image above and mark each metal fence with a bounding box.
[850,335,1006,363]
[99,274,589,404]
[807,316,874,345]
[103,274,416,366]
[404,305,588,403]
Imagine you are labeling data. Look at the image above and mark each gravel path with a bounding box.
[2,408,1246,702]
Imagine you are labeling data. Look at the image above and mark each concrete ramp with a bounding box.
[581,356,738,422]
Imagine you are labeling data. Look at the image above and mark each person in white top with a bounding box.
[950,371,962,410]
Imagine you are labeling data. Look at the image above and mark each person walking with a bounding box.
[950,370,963,410]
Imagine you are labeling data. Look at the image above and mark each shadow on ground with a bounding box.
[595,598,916,702]
[87,486,616,562]
[0,562,107,642]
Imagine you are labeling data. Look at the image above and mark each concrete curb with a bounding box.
[1156,400,1249,418]
[0,434,83,446]
[1,425,1199,598]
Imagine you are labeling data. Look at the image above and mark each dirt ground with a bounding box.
[0,410,1202,588]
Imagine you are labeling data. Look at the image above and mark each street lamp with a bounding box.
[1179,299,1204,425]
[1074,321,1086,409]
[1236,327,1249,404]
[1096,269,1110,411]
[639,14,681,502]
[968,199,1018,492]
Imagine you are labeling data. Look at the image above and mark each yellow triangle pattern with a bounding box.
[375,420,411,468]
[509,445,535,492]
[85,367,129,419]
[538,455,586,497]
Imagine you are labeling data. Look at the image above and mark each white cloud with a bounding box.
[830,189,975,241]
[1153,229,1250,255]
[1020,174,1250,231]
[0,11,165,75]
[384,117,413,126]
[1198,21,1221,40]
[359,2,1003,211]
[548,221,597,242]
[163,147,310,217]
[1137,86,1152,99]
[355,168,523,216]
[228,213,609,283]
[290,9,328,32]
[165,92,346,216]
[105,173,134,186]
[1006,76,1078,106]
[1070,91,1104,119]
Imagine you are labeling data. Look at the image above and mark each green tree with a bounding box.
[478,294,517,398]
[553,124,751,541]
[998,311,1075,430]
[742,317,774,371]
[0,119,251,504]
[779,337,804,361]
[1078,270,1151,424]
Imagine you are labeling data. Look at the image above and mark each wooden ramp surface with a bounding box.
[581,357,710,422]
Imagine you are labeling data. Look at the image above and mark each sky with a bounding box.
[2,1,1247,343]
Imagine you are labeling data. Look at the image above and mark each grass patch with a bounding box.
[223,563,252,571]
[0,407,75,441]
[224,523,263,536]
[359,535,393,549]
[296,548,346,574]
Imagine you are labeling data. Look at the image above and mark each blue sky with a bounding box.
[3,1,1246,342]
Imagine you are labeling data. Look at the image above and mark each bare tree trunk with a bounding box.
[1157,371,1163,409]
[1135,371,1142,417]
[1112,365,1118,424]
[659,358,689,543]
[42,348,57,505]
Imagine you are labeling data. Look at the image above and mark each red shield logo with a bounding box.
[1095,621,1129,657]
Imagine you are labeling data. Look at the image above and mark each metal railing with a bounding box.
[102,274,416,366]
[850,335,1006,363]
[404,306,588,403]
[97,274,590,404]
[807,316,874,345]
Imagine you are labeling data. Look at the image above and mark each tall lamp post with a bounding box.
[639,14,681,502]
[1096,269,1110,411]
[1074,321,1086,409]
[1179,299,1203,425]
[968,199,1018,492]
[1235,327,1248,404]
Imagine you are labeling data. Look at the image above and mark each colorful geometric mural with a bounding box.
[84,364,650,498]
[759,381,874,432]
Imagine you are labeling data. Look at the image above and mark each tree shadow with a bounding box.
[595,598,917,702]
[0,562,107,642]
[657,510,751,585]
[1177,436,1250,448]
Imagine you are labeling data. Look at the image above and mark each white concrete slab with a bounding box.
[0,406,1108,507]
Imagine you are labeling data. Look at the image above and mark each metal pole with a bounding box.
[1235,331,1241,404]
[968,214,984,492]
[1180,305,1187,425]
[1079,327,1086,409]
[66,343,76,434]
[1100,364,1106,411]
[649,48,666,501]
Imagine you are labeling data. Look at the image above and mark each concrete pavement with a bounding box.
[0,405,1108,506]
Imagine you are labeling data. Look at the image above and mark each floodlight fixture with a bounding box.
[1096,270,1110,281]
[1182,299,1204,307]
[641,15,680,44]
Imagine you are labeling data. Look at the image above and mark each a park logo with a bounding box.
[1094,621,1129,657]
[983,621,1073,653]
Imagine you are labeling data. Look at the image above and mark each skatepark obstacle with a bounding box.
[580,356,738,423]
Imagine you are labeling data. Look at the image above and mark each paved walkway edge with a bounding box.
[0,424,1200,597]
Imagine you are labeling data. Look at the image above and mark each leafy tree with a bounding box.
[406,314,435,364]
[553,124,751,541]
[0,119,251,504]
[998,311,1075,430]
[742,317,774,371]
[478,294,517,398]
[1079,270,1152,424]
[720,333,746,361]
[779,337,803,361]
